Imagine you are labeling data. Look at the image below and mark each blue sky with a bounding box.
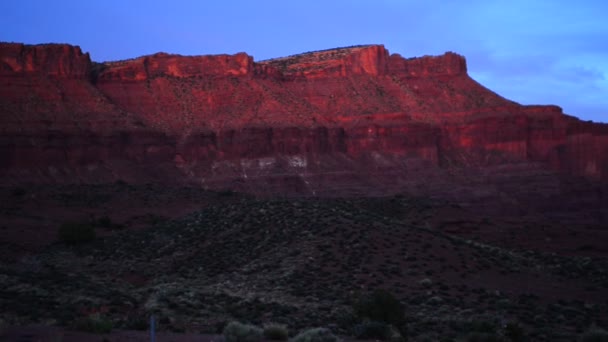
[1,0,606,122]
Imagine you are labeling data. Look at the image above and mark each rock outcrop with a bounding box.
[1,42,607,194]
[0,43,91,78]
[96,52,254,81]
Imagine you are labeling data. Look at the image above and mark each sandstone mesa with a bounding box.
[1,42,607,193]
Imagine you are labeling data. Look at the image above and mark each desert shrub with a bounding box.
[464,332,505,342]
[96,215,124,230]
[58,222,96,244]
[123,315,148,331]
[10,187,26,198]
[218,189,236,197]
[263,323,289,341]
[145,214,167,225]
[73,314,113,334]
[223,321,263,342]
[462,320,497,334]
[353,289,406,335]
[504,322,526,342]
[579,326,608,342]
[97,215,113,228]
[418,278,433,288]
[334,307,358,330]
[114,179,127,187]
[290,327,339,342]
[353,320,393,340]
[216,321,228,333]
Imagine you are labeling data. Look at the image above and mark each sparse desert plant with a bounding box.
[463,320,497,334]
[96,215,124,230]
[223,321,263,342]
[218,189,236,197]
[264,323,289,341]
[73,314,112,334]
[58,222,96,244]
[290,327,339,342]
[579,326,608,342]
[10,187,26,198]
[418,278,433,288]
[353,289,406,336]
[504,322,526,342]
[353,320,393,340]
[123,315,148,331]
[464,331,505,342]
[97,215,113,228]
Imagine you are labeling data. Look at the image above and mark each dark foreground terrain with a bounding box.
[1,184,607,341]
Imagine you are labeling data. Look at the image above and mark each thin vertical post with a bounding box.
[150,314,156,342]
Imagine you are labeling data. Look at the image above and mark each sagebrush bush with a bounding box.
[353,320,393,340]
[97,215,113,228]
[353,289,406,335]
[58,222,96,244]
[264,323,289,341]
[418,278,433,288]
[504,322,526,342]
[463,320,497,334]
[123,315,148,331]
[73,314,112,334]
[10,187,26,198]
[223,321,263,342]
[465,331,505,342]
[290,327,339,342]
[580,326,608,342]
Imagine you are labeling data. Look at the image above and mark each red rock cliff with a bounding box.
[0,43,91,78]
[388,51,467,77]
[1,42,607,190]
[97,52,254,81]
[259,45,390,78]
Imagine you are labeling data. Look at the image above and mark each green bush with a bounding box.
[290,327,339,342]
[58,222,96,244]
[353,289,406,335]
[73,314,113,334]
[264,323,289,341]
[223,321,263,342]
[353,321,393,340]
[580,326,608,342]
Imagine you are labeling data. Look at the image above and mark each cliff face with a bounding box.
[1,42,607,192]
[388,51,467,77]
[0,43,91,78]
[259,45,390,77]
[96,52,254,81]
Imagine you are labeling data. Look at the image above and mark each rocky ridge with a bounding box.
[1,42,607,190]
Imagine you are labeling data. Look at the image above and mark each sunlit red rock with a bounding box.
[0,43,91,78]
[1,42,607,190]
[96,52,254,81]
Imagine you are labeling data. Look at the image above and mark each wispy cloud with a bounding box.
[1,0,606,121]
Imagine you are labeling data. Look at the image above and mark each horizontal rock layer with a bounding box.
[0,43,91,78]
[1,42,607,193]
